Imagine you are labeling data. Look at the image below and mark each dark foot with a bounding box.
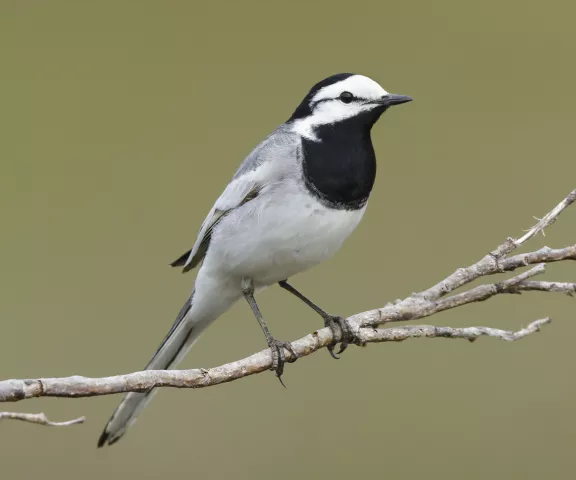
[268,339,298,387]
[323,315,354,359]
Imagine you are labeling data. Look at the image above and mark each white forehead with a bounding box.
[311,75,389,102]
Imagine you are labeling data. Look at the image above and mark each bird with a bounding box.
[97,73,411,447]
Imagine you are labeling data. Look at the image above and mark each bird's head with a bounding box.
[289,73,411,140]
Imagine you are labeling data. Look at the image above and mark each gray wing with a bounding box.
[171,126,301,273]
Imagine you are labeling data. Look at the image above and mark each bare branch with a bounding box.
[0,187,573,429]
[0,319,550,402]
[0,411,85,426]
[384,264,547,322]
[353,264,564,327]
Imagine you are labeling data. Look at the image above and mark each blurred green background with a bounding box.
[1,1,574,478]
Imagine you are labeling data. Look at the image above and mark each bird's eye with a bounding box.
[339,91,354,104]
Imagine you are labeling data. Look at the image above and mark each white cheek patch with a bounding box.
[291,74,390,140]
[292,100,374,141]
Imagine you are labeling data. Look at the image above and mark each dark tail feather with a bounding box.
[97,292,195,448]
[170,249,192,267]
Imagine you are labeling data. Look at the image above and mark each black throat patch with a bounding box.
[300,111,380,210]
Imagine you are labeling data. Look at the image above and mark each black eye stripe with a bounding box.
[310,95,367,109]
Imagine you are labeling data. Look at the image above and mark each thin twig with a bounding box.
[511,281,576,296]
[407,189,576,303]
[361,318,551,343]
[515,189,576,245]
[499,245,576,272]
[0,411,85,426]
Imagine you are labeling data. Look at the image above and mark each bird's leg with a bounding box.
[278,280,353,359]
[241,278,297,387]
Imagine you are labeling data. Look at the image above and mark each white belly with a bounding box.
[201,188,366,288]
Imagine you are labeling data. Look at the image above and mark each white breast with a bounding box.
[201,179,366,288]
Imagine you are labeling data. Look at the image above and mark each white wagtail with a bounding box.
[98,73,411,447]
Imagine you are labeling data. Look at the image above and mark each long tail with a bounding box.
[98,290,207,447]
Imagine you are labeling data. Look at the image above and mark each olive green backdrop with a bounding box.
[1,1,574,478]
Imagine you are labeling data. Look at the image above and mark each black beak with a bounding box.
[371,93,412,107]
